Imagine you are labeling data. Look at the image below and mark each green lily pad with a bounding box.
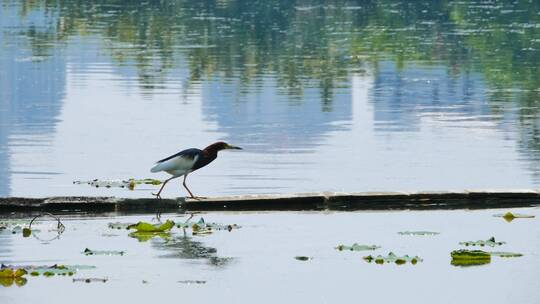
[363,252,422,265]
[459,237,505,247]
[493,212,535,222]
[83,248,125,256]
[335,243,381,251]
[451,250,491,266]
[398,231,440,236]
[2,264,94,276]
[127,220,175,232]
[0,268,27,278]
[22,228,32,238]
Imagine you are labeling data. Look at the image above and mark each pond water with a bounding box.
[1,1,540,198]
[1,208,539,303]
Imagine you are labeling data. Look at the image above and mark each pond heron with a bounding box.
[150,142,242,198]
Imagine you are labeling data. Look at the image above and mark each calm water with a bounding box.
[1,1,540,198]
[1,209,539,303]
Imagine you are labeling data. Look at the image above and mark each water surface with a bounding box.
[1,208,539,303]
[1,1,540,197]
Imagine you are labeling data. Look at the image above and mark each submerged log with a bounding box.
[1,190,539,212]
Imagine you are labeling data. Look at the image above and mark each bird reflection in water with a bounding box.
[128,229,233,267]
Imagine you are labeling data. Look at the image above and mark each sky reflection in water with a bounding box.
[1,1,540,197]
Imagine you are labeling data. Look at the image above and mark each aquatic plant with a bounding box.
[127,220,175,232]
[82,248,125,256]
[459,237,505,247]
[398,231,439,236]
[493,212,535,222]
[74,178,162,190]
[450,250,491,266]
[363,252,422,265]
[335,243,381,251]
[294,256,311,261]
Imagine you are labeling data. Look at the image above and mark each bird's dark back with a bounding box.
[157,148,202,163]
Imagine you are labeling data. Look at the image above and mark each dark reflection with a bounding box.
[0,277,27,287]
[152,233,232,267]
[128,229,232,266]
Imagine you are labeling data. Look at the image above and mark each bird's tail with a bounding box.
[150,163,163,173]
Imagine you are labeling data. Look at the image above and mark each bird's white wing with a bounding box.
[150,154,199,176]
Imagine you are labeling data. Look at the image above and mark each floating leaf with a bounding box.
[128,231,171,242]
[459,237,505,247]
[83,248,125,256]
[294,256,311,261]
[398,231,439,236]
[177,280,206,284]
[73,277,108,283]
[22,228,31,238]
[451,250,491,266]
[363,252,422,265]
[493,212,535,222]
[0,268,27,278]
[2,264,94,276]
[108,222,135,230]
[127,220,175,232]
[74,178,162,190]
[335,243,381,251]
[189,218,240,235]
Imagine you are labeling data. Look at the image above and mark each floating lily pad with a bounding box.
[459,237,505,247]
[493,212,535,222]
[187,217,240,235]
[127,220,175,232]
[22,228,32,238]
[363,252,422,265]
[335,243,381,251]
[0,268,27,278]
[451,250,491,266]
[74,178,162,190]
[294,256,311,261]
[178,280,206,284]
[108,222,135,230]
[398,231,440,236]
[83,248,125,256]
[1,264,93,276]
[73,277,108,283]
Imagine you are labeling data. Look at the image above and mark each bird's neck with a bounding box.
[203,144,222,155]
[203,147,219,158]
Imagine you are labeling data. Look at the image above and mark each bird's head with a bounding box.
[205,141,243,152]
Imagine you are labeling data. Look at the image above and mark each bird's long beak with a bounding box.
[226,144,242,150]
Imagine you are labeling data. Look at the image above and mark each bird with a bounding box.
[150,141,242,199]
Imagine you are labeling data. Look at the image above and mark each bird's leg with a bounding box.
[182,174,204,199]
[152,176,176,199]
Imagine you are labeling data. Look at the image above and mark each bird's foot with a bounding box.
[151,192,162,199]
